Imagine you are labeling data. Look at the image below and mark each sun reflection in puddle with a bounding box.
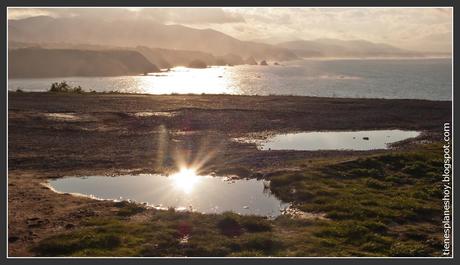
[171,168,201,194]
[47,170,290,216]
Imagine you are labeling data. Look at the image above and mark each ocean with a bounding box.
[8,58,452,100]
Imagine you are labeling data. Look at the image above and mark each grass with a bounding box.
[114,201,146,217]
[267,143,443,256]
[33,143,445,257]
[34,211,283,257]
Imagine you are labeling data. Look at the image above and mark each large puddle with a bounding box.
[48,170,289,217]
[256,130,420,151]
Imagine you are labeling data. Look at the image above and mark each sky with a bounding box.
[8,7,453,53]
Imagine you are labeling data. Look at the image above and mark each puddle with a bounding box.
[132,111,177,118]
[44,113,80,121]
[48,170,289,217]
[43,112,98,122]
[252,130,420,151]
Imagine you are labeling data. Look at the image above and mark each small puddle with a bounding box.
[48,170,289,217]
[252,130,420,151]
[132,111,177,118]
[44,113,80,121]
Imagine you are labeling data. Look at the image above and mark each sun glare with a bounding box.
[140,66,234,95]
[171,168,200,194]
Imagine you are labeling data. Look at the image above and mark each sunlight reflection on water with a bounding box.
[255,130,421,151]
[140,67,236,94]
[9,58,452,100]
[48,171,289,217]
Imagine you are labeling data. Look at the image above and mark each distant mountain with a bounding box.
[8,42,258,70]
[137,47,257,68]
[188,59,208,69]
[137,46,218,69]
[8,41,120,51]
[8,16,297,61]
[8,48,159,78]
[277,39,428,58]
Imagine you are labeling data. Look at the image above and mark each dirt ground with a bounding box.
[7,92,451,256]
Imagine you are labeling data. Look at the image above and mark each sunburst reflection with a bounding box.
[170,168,201,194]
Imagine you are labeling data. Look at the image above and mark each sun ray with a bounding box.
[170,168,201,194]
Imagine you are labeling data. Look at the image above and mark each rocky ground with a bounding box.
[7,92,451,256]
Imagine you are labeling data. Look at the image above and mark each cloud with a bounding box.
[138,8,245,24]
[7,8,54,19]
[8,7,452,52]
[8,7,245,24]
[216,8,452,52]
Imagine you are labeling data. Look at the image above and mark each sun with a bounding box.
[171,168,200,194]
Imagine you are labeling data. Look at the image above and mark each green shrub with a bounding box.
[365,178,388,189]
[389,241,429,257]
[217,213,242,236]
[49,81,84,93]
[347,168,383,179]
[296,190,315,200]
[361,220,388,233]
[240,216,272,232]
[270,174,294,186]
[115,201,146,217]
[35,232,122,256]
[242,234,283,254]
[402,161,429,177]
